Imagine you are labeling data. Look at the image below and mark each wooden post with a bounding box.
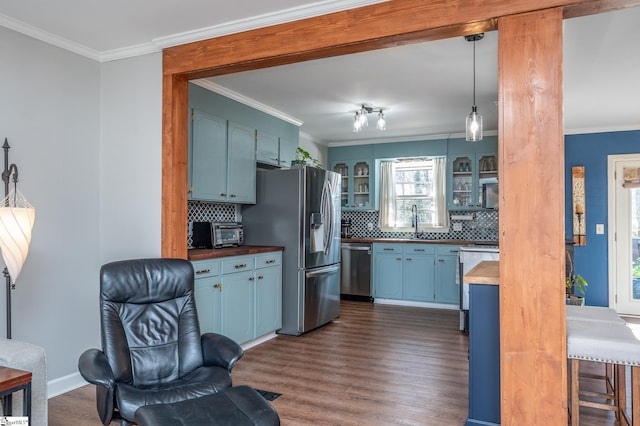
[498,8,567,424]
[161,73,189,259]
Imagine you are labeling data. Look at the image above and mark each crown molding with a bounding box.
[192,79,304,127]
[0,13,101,61]
[326,130,499,147]
[564,123,640,135]
[0,1,386,63]
[151,0,388,50]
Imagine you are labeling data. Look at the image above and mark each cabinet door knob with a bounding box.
[249,276,255,281]
[229,194,237,198]
[220,193,226,196]
[406,257,412,261]
[214,283,222,292]
[396,257,402,261]
[258,275,264,280]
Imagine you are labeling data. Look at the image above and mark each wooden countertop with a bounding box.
[188,245,284,261]
[342,238,496,245]
[463,261,500,285]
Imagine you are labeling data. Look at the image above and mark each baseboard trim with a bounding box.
[48,372,87,398]
[374,298,459,310]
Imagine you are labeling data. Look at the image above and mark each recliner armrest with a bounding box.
[78,348,115,390]
[201,333,244,371]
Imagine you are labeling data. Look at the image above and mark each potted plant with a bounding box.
[566,254,588,305]
[291,147,323,168]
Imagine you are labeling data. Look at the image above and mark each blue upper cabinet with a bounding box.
[227,121,257,204]
[447,137,498,211]
[188,83,300,203]
[332,160,374,211]
[189,110,256,204]
[256,130,280,167]
[189,109,228,201]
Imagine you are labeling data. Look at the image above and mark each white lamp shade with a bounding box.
[0,192,35,283]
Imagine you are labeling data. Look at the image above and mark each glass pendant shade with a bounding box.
[0,190,35,283]
[466,106,483,142]
[353,112,361,132]
[377,112,386,130]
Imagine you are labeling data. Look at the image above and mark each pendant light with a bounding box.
[465,33,484,142]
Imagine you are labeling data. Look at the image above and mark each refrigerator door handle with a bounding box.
[305,264,341,278]
[320,180,335,256]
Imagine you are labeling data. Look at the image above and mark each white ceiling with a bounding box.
[1,2,638,144]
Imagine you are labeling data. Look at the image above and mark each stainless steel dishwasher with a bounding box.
[340,242,372,301]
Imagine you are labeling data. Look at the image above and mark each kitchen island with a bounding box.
[464,260,500,426]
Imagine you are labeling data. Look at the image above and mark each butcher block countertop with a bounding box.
[188,245,284,261]
[342,238,495,245]
[463,260,500,285]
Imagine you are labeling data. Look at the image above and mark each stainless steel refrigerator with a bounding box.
[243,167,341,335]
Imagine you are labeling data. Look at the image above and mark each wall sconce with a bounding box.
[353,104,386,133]
[571,166,586,246]
[0,138,35,338]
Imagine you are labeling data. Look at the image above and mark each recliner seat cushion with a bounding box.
[117,365,233,420]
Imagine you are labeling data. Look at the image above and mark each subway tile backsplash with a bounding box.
[342,210,498,241]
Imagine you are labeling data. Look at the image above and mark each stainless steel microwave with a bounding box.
[481,179,499,209]
[191,221,243,248]
[212,222,243,248]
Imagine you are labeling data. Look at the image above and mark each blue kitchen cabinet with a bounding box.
[192,259,222,334]
[227,121,257,204]
[221,269,255,344]
[279,136,298,168]
[256,130,280,167]
[373,244,403,299]
[254,252,282,337]
[194,251,282,345]
[447,137,498,211]
[373,243,459,305]
[403,245,436,302]
[188,111,256,204]
[189,109,228,201]
[434,245,460,304]
[467,282,501,425]
[332,159,374,211]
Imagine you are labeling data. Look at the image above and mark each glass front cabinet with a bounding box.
[448,153,497,210]
[332,160,374,210]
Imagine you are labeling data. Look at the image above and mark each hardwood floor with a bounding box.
[48,301,622,425]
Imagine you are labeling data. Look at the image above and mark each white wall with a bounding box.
[0,27,164,399]
[99,54,162,263]
[0,27,102,387]
[299,132,328,168]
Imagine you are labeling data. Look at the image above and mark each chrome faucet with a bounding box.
[411,204,419,238]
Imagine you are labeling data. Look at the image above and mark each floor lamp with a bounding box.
[0,138,35,338]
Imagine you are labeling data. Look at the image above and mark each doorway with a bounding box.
[608,154,640,315]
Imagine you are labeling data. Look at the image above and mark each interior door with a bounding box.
[609,154,640,315]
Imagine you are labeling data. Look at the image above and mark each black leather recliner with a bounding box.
[78,258,244,425]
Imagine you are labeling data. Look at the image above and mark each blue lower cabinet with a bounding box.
[467,283,500,425]
[373,253,403,299]
[221,270,255,344]
[192,251,282,345]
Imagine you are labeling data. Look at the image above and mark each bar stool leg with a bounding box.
[633,366,640,426]
[617,364,626,422]
[571,359,580,426]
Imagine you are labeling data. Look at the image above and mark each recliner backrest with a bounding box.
[99,258,203,387]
